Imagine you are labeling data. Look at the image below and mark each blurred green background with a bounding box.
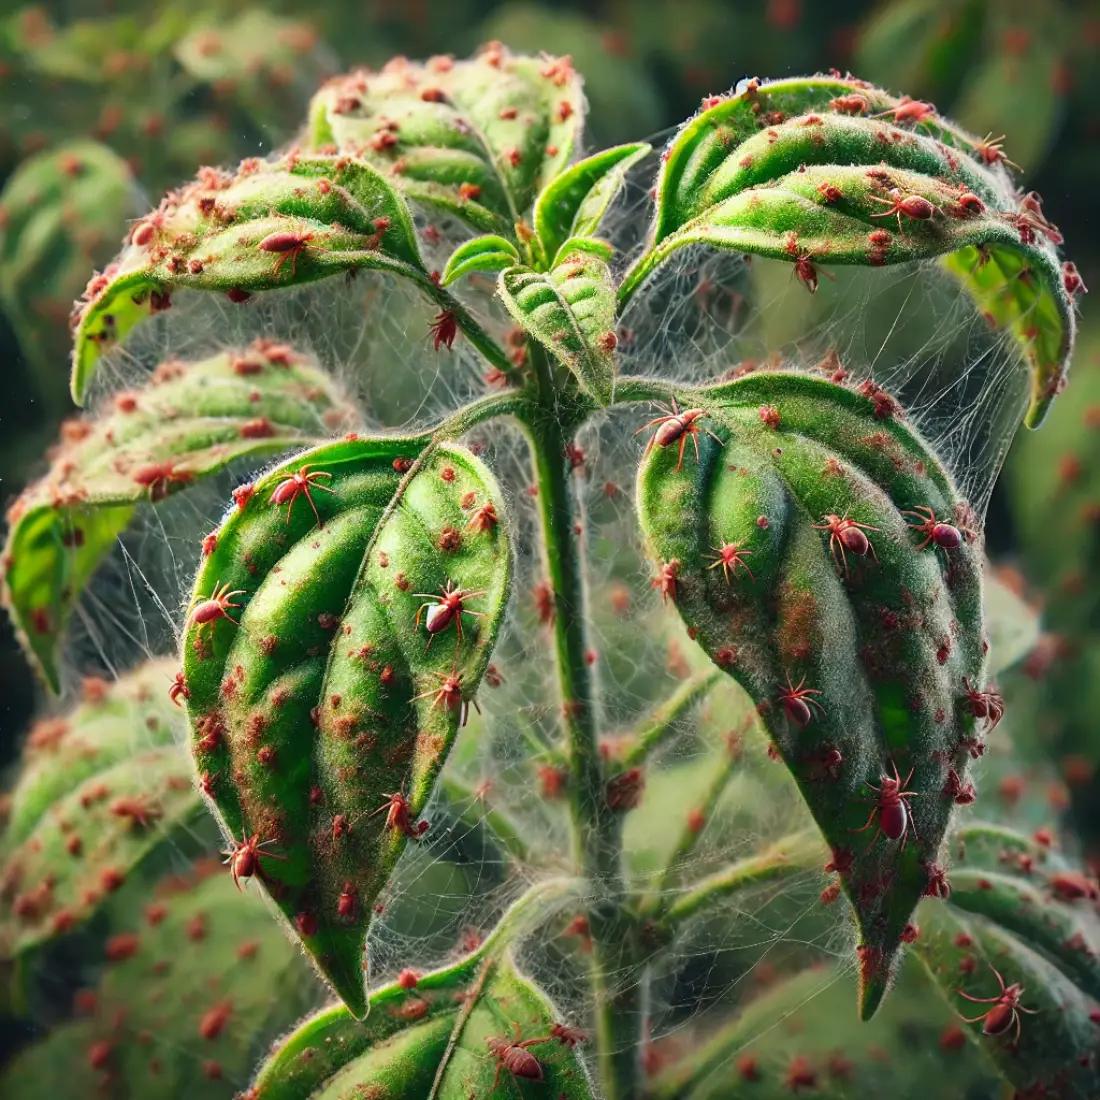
[0,0,1097,839]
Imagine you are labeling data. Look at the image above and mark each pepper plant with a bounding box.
[2,45,1093,1100]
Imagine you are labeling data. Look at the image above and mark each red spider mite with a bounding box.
[413,579,487,647]
[222,832,287,890]
[973,133,1020,171]
[813,514,879,575]
[486,1023,552,1092]
[411,668,479,727]
[257,223,326,278]
[270,465,335,527]
[191,581,247,632]
[852,761,918,847]
[868,190,940,235]
[956,965,1037,1047]
[703,541,755,585]
[962,678,1004,731]
[903,505,962,552]
[635,398,723,472]
[777,673,825,729]
[168,671,189,706]
[872,98,936,125]
[428,310,458,351]
[652,560,680,604]
[791,251,834,294]
[370,791,429,839]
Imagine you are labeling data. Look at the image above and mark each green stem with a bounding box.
[620,668,721,768]
[519,346,642,1100]
[645,738,740,907]
[662,831,824,930]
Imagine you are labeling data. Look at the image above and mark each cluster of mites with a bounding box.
[694,77,1086,302]
[642,395,1002,846]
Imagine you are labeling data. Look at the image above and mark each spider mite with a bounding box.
[411,668,480,727]
[871,98,936,126]
[962,678,1005,731]
[790,251,834,294]
[868,189,940,235]
[270,465,335,527]
[652,560,680,604]
[486,1023,552,1092]
[703,540,755,585]
[903,505,962,552]
[191,581,247,634]
[635,398,723,473]
[221,832,287,890]
[973,133,1019,170]
[370,791,429,839]
[956,965,1037,1047]
[428,310,458,351]
[852,760,918,848]
[776,673,825,729]
[168,671,189,706]
[412,579,486,649]
[813,514,879,576]
[257,223,326,278]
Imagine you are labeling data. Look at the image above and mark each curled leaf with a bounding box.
[915,821,1100,1094]
[533,141,650,266]
[500,252,618,405]
[636,372,986,1017]
[307,46,585,238]
[183,437,511,1015]
[626,76,1076,427]
[70,153,422,404]
[442,234,520,286]
[253,951,592,1100]
[4,343,354,691]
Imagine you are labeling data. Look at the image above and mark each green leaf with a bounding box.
[0,141,136,376]
[533,142,650,267]
[636,373,986,1018]
[914,821,1100,1095]
[627,76,1076,428]
[70,152,423,405]
[253,951,592,1100]
[183,437,511,1016]
[0,867,320,1098]
[500,254,617,405]
[4,344,354,691]
[441,233,520,286]
[2,659,183,852]
[0,747,203,960]
[306,46,585,237]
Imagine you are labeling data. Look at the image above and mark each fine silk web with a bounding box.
[39,136,1037,1090]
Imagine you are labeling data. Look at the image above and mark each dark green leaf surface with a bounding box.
[637,372,986,1017]
[183,437,511,1015]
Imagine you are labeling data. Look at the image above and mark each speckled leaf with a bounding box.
[0,867,320,1099]
[70,153,423,404]
[182,437,511,1016]
[0,748,204,960]
[253,952,592,1100]
[533,142,650,266]
[500,253,617,405]
[914,821,1100,1096]
[636,372,987,1018]
[306,46,585,238]
[3,660,183,853]
[5,344,354,691]
[626,75,1077,428]
[441,234,520,286]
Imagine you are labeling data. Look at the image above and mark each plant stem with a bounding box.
[620,668,721,768]
[662,831,824,930]
[520,345,642,1100]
